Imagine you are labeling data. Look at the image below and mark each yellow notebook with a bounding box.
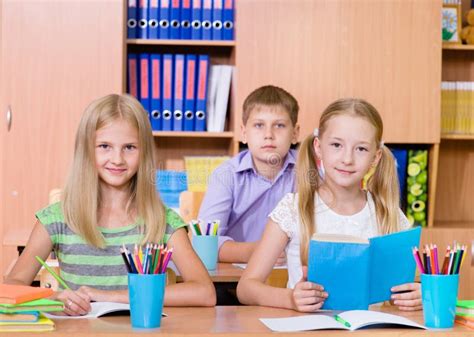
[0,314,54,332]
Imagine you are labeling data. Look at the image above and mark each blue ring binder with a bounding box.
[128,19,137,29]
[151,110,160,119]
[170,20,180,28]
[213,20,223,29]
[139,19,148,29]
[182,20,191,29]
[202,20,212,30]
[149,19,159,29]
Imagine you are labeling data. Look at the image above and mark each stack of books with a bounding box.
[441,81,474,135]
[0,284,63,332]
[456,300,474,330]
[185,156,229,192]
[156,170,188,210]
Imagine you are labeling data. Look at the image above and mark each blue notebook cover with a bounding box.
[369,227,420,304]
[308,227,421,311]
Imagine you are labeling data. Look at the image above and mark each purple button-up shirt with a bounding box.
[198,149,297,248]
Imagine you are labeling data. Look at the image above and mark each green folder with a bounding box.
[0,298,64,313]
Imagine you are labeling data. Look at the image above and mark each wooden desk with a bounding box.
[37,306,473,336]
[176,263,244,283]
[175,263,288,287]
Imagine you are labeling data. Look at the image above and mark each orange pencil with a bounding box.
[429,244,436,275]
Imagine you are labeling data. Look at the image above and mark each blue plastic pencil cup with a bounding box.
[128,273,166,329]
[192,235,218,270]
[421,274,459,329]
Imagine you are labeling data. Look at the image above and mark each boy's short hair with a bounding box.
[242,85,299,126]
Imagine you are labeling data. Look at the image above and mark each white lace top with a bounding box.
[269,192,411,289]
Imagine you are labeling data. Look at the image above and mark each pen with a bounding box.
[35,255,71,290]
[334,314,351,328]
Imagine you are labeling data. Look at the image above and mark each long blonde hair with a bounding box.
[62,94,166,248]
[297,98,401,265]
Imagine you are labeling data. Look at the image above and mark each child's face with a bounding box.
[314,114,381,191]
[95,119,140,191]
[241,105,299,171]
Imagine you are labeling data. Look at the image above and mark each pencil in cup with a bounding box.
[412,244,466,275]
[120,243,173,274]
[188,219,220,236]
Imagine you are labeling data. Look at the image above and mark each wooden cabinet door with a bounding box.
[0,0,124,276]
[235,0,441,143]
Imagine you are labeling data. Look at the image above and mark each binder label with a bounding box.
[152,58,161,99]
[164,58,172,99]
[140,58,149,99]
[186,60,195,99]
[198,59,207,99]
[129,58,138,98]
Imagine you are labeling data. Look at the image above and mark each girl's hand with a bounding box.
[56,289,91,316]
[292,266,328,312]
[391,282,422,311]
[77,286,108,302]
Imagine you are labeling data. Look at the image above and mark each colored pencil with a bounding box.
[35,255,71,290]
[412,247,425,274]
[433,244,439,274]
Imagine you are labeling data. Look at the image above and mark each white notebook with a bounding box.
[45,302,130,319]
[260,310,426,332]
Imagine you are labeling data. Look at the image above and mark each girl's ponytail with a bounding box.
[297,134,321,265]
[368,145,401,234]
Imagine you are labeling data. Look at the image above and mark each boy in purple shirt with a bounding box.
[198,85,300,263]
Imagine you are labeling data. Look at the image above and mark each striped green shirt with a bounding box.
[36,202,186,290]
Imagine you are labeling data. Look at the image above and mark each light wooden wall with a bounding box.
[235,0,441,144]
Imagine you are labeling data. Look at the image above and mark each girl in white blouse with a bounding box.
[237,98,421,312]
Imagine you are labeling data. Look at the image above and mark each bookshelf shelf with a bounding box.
[127,39,235,47]
[433,220,474,229]
[442,43,474,51]
[441,134,474,140]
[152,131,234,138]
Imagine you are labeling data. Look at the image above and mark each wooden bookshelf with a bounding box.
[441,133,474,140]
[126,37,237,170]
[153,131,234,138]
[127,39,236,47]
[434,220,474,229]
[443,43,474,50]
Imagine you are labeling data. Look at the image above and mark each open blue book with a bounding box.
[307,227,421,310]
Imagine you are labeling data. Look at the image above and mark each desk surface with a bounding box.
[33,306,473,336]
[176,262,244,283]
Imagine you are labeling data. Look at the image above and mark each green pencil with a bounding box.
[35,255,70,290]
[334,314,351,328]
